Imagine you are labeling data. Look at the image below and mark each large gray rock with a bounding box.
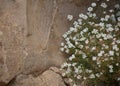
[24,0,92,75]
[0,0,26,85]
[0,0,94,85]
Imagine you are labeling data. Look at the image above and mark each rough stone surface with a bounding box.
[0,0,94,85]
[24,0,92,75]
[0,0,26,85]
[8,67,66,86]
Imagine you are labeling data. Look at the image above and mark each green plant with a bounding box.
[60,0,120,86]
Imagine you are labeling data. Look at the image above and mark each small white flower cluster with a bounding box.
[67,15,73,21]
[61,1,120,86]
[101,3,107,8]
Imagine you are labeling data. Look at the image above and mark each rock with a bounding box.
[49,66,61,74]
[0,0,93,85]
[40,69,66,86]
[24,0,93,75]
[0,0,26,84]
[8,67,66,86]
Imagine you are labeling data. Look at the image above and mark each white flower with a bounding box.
[105,45,109,49]
[110,14,116,22]
[87,12,93,17]
[92,13,96,17]
[67,15,73,21]
[62,73,66,77]
[99,22,104,27]
[110,57,114,60]
[88,7,93,12]
[70,27,75,31]
[79,13,84,18]
[113,45,119,51]
[63,34,67,38]
[73,21,78,26]
[92,56,97,61]
[117,17,120,21]
[67,63,72,67]
[89,74,95,79]
[96,34,101,38]
[88,70,92,73]
[96,73,100,77]
[116,53,119,56]
[80,37,86,41]
[116,63,119,66]
[78,19,82,25]
[83,15,88,20]
[107,27,114,32]
[66,67,71,74]
[103,11,106,14]
[88,22,94,25]
[109,69,113,73]
[69,54,75,61]
[116,11,120,16]
[106,34,113,39]
[92,29,98,34]
[92,47,96,51]
[73,84,77,86]
[72,63,77,67]
[116,40,120,44]
[75,41,78,45]
[65,49,69,53]
[105,15,110,20]
[61,42,64,46]
[77,75,82,79]
[83,28,88,32]
[79,45,84,49]
[97,61,101,65]
[100,72,103,75]
[85,39,89,44]
[117,78,120,81]
[73,37,77,41]
[68,78,73,82]
[98,51,105,57]
[109,51,114,56]
[106,24,112,27]
[114,4,120,9]
[109,9,114,13]
[91,3,96,7]
[75,68,79,73]
[79,14,88,20]
[108,65,113,69]
[101,3,107,8]
[99,39,103,41]
[64,45,67,49]
[85,69,89,73]
[61,62,68,68]
[72,28,77,32]
[79,69,82,73]
[83,77,87,80]
[101,18,105,21]
[60,48,64,52]
[82,54,87,59]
